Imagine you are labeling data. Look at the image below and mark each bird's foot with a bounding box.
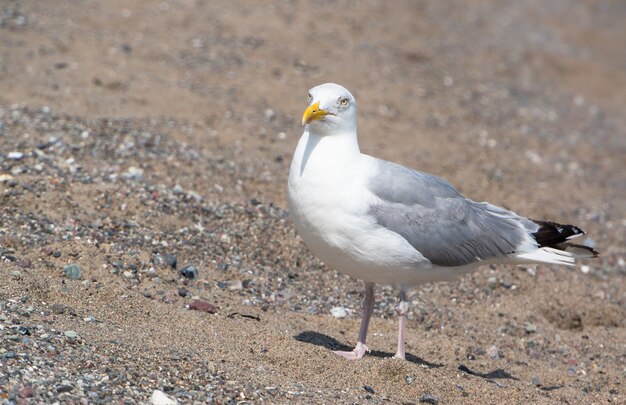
[393,352,406,360]
[333,342,369,360]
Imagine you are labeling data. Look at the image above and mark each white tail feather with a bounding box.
[513,247,577,266]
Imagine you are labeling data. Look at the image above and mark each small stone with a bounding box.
[531,376,541,386]
[419,393,439,404]
[84,316,95,322]
[524,323,537,334]
[123,166,144,180]
[150,389,178,405]
[180,264,198,280]
[123,270,134,279]
[16,259,31,269]
[64,330,78,339]
[0,174,15,183]
[580,265,591,274]
[188,299,218,314]
[53,250,62,258]
[164,253,177,269]
[405,375,415,385]
[11,270,21,280]
[178,288,189,297]
[228,279,243,291]
[63,263,81,280]
[3,351,17,359]
[330,307,348,319]
[264,109,275,120]
[56,384,73,393]
[18,384,33,398]
[51,304,66,314]
[17,326,30,335]
[7,151,24,160]
[487,276,497,289]
[488,345,500,360]
[363,385,375,394]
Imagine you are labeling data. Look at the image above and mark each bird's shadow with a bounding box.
[294,331,443,368]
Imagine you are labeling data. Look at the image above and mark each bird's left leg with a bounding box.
[393,289,409,360]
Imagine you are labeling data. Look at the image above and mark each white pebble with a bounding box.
[150,389,177,405]
[7,151,24,160]
[580,265,591,274]
[330,307,348,319]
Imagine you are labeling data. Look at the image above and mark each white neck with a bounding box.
[294,125,361,179]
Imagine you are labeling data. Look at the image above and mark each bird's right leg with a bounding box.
[334,282,375,360]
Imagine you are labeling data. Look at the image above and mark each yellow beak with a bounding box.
[301,101,332,126]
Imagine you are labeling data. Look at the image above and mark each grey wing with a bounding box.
[367,158,538,267]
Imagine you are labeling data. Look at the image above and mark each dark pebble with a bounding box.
[188,299,218,314]
[17,326,30,335]
[164,253,177,269]
[3,351,17,359]
[178,287,189,297]
[56,384,73,393]
[419,394,439,404]
[53,250,62,258]
[16,259,32,269]
[63,263,81,280]
[250,198,262,206]
[180,264,198,279]
[363,385,375,394]
[51,303,66,314]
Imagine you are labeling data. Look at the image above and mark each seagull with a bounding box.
[287,83,598,360]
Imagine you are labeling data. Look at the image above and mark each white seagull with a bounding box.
[288,83,597,360]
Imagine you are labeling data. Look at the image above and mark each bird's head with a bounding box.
[301,83,356,134]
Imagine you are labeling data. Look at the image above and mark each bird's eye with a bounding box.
[307,93,312,103]
[339,98,349,107]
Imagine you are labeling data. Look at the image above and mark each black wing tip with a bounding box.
[531,219,586,248]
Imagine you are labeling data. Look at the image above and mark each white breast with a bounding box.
[288,131,432,285]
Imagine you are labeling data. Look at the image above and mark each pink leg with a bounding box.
[334,282,375,360]
[393,290,409,360]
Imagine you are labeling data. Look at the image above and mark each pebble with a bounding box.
[123,270,135,279]
[56,384,73,393]
[524,322,537,334]
[64,330,78,339]
[363,385,375,394]
[419,393,439,404]
[487,276,497,289]
[405,375,415,385]
[228,279,243,291]
[531,376,541,386]
[580,265,591,274]
[3,351,17,359]
[164,253,177,269]
[180,264,198,280]
[123,166,144,180]
[151,389,178,405]
[63,263,81,280]
[51,303,66,314]
[488,345,500,360]
[8,151,24,160]
[0,173,16,183]
[12,270,21,280]
[330,307,348,319]
[188,299,218,314]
